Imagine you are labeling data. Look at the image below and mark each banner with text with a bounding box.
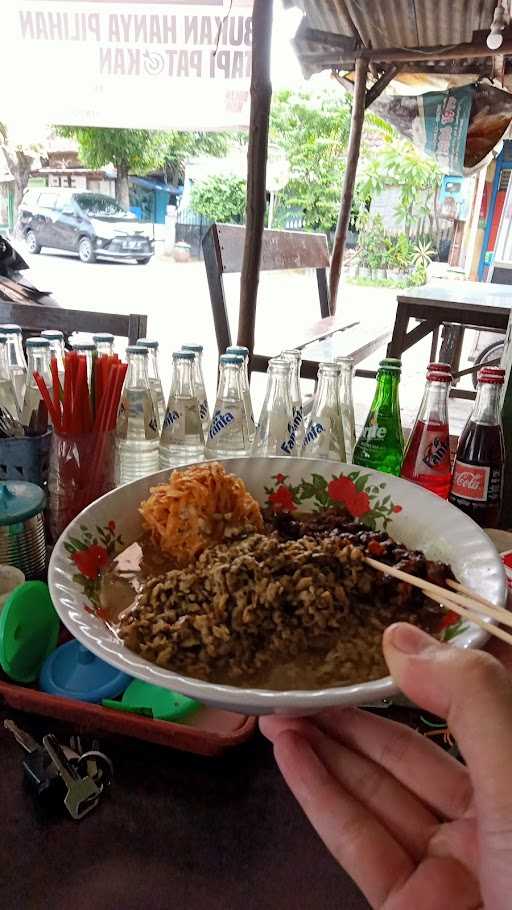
[0,0,253,130]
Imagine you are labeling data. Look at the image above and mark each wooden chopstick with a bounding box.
[447,579,511,623]
[364,556,512,645]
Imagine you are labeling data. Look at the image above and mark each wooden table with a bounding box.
[387,281,512,399]
[1,710,369,910]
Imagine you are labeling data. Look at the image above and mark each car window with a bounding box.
[38,192,59,210]
[74,193,136,219]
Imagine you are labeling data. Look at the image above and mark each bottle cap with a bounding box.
[427,371,451,382]
[220,354,243,365]
[93,333,115,343]
[479,366,505,376]
[380,357,402,366]
[39,639,131,703]
[427,362,451,372]
[378,359,401,373]
[71,341,95,351]
[127,345,147,355]
[0,482,46,526]
[41,330,64,341]
[102,678,199,721]
[318,361,340,374]
[0,324,22,334]
[478,368,505,384]
[26,337,50,348]
[173,350,195,360]
[226,345,249,359]
[0,582,59,683]
[182,343,203,354]
[136,338,158,349]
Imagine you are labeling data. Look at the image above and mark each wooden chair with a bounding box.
[0,300,147,347]
[202,223,390,381]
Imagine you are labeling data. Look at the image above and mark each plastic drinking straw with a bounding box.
[33,371,59,429]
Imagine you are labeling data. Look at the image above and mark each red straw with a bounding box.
[33,371,59,428]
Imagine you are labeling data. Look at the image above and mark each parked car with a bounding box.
[15,189,154,264]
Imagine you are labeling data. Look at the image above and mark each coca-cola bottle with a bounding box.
[449,368,505,527]
[401,365,452,498]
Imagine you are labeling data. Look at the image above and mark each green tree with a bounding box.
[162,132,230,185]
[56,127,168,208]
[0,121,46,207]
[269,88,352,233]
[190,175,246,224]
[355,138,442,237]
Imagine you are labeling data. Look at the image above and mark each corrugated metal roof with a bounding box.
[288,0,502,77]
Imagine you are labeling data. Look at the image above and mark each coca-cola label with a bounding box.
[451,461,490,501]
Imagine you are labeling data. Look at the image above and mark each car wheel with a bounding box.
[26,230,41,254]
[78,236,96,263]
[136,257,152,265]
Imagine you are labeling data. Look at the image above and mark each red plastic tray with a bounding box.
[0,676,256,757]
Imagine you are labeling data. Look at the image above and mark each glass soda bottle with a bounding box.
[449,368,505,527]
[41,330,66,380]
[93,333,115,357]
[252,358,296,456]
[0,324,27,411]
[353,358,404,475]
[71,340,95,388]
[282,349,304,450]
[137,338,165,431]
[226,345,255,441]
[159,351,204,469]
[182,344,210,436]
[336,356,357,462]
[302,362,346,461]
[22,337,52,433]
[205,354,250,458]
[115,345,159,485]
[0,334,22,429]
[401,365,452,498]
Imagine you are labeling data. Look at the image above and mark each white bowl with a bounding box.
[49,458,506,715]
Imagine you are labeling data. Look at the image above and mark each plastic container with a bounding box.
[0,482,46,579]
[48,431,115,542]
[0,430,51,486]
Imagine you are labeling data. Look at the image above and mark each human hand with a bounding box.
[260,623,512,909]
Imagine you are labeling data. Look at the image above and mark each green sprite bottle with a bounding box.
[353,358,404,475]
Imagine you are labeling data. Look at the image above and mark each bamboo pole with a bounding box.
[237,0,273,354]
[329,56,368,312]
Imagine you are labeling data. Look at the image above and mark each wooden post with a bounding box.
[329,56,368,312]
[237,0,273,354]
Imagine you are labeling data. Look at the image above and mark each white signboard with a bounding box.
[0,0,253,130]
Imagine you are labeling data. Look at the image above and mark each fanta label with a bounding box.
[208,410,234,439]
[422,433,450,473]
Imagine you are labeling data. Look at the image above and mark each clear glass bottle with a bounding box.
[41,329,66,380]
[137,338,165,430]
[282,349,304,450]
[205,354,250,458]
[0,324,27,411]
[181,343,210,436]
[302,362,346,461]
[115,345,159,485]
[93,333,115,357]
[70,340,95,387]
[159,351,204,468]
[21,337,52,433]
[226,345,255,441]
[252,358,296,456]
[0,334,23,430]
[336,356,357,462]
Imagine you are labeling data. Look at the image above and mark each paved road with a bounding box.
[17,244,473,433]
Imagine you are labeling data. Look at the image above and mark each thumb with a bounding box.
[383,622,512,830]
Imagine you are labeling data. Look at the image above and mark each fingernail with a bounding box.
[386,622,436,655]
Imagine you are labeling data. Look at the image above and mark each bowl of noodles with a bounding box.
[48,459,506,715]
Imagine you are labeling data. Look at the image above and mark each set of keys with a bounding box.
[4,719,113,820]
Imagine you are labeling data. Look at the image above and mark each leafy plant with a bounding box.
[190,174,247,224]
[412,239,436,269]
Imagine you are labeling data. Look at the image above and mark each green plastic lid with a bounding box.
[0,482,46,526]
[103,679,199,721]
[0,582,60,683]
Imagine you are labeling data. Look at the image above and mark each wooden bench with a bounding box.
[0,300,147,347]
[203,223,390,380]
